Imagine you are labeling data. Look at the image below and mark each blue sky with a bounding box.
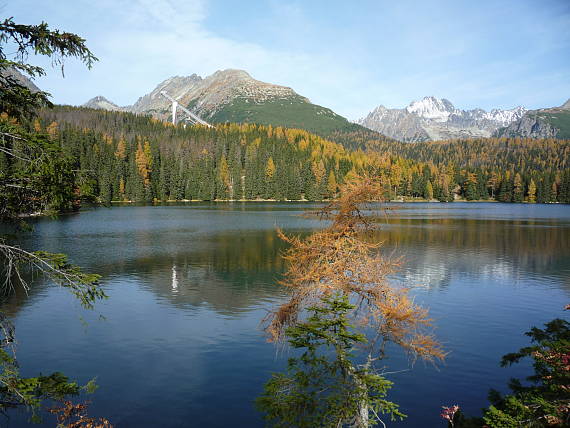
[5,0,570,119]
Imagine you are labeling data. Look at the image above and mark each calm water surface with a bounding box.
[3,202,570,427]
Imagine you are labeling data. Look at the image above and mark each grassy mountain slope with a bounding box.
[205,95,390,150]
[539,111,570,139]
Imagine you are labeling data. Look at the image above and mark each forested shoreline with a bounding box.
[29,106,570,205]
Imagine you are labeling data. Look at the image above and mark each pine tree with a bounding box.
[265,156,276,199]
[559,170,570,204]
[327,170,338,198]
[425,180,434,200]
[464,173,479,201]
[257,293,405,427]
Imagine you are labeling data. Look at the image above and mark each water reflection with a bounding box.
[371,216,570,291]
[7,204,570,316]
[171,264,178,293]
[1,203,569,428]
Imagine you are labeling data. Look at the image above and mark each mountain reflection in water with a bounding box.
[2,202,568,427]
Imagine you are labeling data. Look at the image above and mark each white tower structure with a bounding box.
[159,91,212,127]
[171,100,178,125]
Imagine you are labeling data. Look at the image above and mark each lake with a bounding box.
[3,202,570,427]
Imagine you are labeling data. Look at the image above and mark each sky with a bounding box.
[4,0,570,119]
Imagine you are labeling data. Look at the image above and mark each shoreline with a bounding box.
[106,198,560,204]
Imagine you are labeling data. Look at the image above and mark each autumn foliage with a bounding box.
[49,401,112,428]
[265,175,445,363]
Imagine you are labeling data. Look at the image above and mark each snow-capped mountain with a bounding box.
[358,96,527,142]
[406,96,455,122]
[494,98,570,139]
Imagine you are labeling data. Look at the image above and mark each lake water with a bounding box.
[3,202,570,427]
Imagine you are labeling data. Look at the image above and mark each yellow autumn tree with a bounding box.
[218,155,230,197]
[327,170,338,197]
[135,141,152,186]
[528,179,537,203]
[264,175,445,425]
[265,157,276,180]
[46,121,58,140]
[311,160,326,184]
[114,137,126,160]
[513,172,524,202]
[266,175,445,362]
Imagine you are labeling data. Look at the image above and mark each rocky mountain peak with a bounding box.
[94,69,305,121]
[83,96,121,111]
[211,69,252,80]
[86,95,111,104]
[359,97,528,142]
[560,98,570,110]
[406,96,456,122]
[1,67,40,92]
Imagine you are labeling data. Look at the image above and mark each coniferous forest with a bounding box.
[29,106,570,204]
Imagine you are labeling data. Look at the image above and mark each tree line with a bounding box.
[32,106,570,204]
[369,137,570,203]
[36,106,375,203]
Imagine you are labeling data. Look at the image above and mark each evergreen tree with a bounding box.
[559,170,570,204]
[498,173,514,202]
[459,316,570,427]
[327,169,338,198]
[424,180,434,200]
[0,16,108,424]
[257,293,404,427]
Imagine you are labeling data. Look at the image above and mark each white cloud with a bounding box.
[6,0,570,119]
[14,0,371,117]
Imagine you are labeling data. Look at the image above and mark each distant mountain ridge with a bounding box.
[83,69,308,117]
[83,73,569,143]
[129,69,304,118]
[83,95,122,111]
[83,69,382,148]
[494,99,570,139]
[1,67,41,92]
[358,96,527,142]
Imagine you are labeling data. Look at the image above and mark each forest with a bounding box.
[17,105,570,205]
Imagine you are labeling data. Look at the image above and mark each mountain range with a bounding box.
[358,96,570,142]
[357,97,528,142]
[79,69,569,143]
[494,100,570,139]
[82,69,378,145]
[4,67,568,144]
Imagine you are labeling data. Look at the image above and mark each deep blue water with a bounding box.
[2,202,569,427]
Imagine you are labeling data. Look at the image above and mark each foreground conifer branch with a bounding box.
[451,310,570,427]
[0,15,110,425]
[258,293,405,427]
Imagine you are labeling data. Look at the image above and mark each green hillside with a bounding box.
[204,95,385,150]
[540,111,570,139]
